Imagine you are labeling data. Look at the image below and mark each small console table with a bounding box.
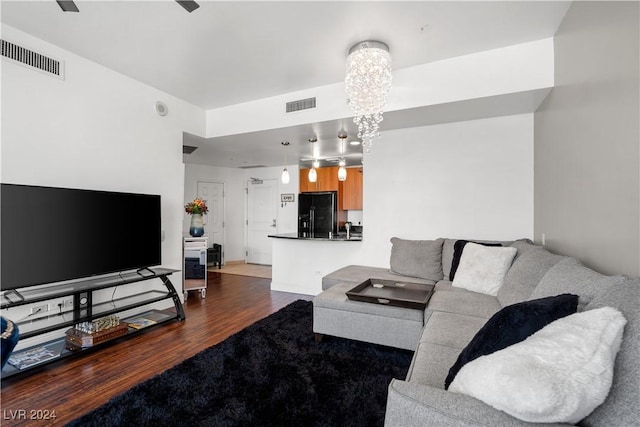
[0,268,184,381]
[184,237,208,299]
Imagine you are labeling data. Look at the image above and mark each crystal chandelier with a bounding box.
[345,40,392,153]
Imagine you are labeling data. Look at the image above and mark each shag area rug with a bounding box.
[67,300,412,427]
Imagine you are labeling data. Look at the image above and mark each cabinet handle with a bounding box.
[377,298,390,304]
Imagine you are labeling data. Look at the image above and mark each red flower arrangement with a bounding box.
[184,198,208,215]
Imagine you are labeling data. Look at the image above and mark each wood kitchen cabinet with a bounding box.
[299,169,315,192]
[299,168,318,192]
[299,167,339,192]
[316,167,339,191]
[300,166,363,210]
[341,167,363,210]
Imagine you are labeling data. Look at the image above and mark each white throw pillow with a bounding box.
[449,307,627,424]
[452,243,517,296]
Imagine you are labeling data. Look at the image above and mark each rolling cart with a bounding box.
[183,237,207,299]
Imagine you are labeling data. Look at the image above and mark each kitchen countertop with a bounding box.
[268,232,362,241]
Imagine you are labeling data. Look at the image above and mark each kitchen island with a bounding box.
[269,233,363,295]
[269,232,362,242]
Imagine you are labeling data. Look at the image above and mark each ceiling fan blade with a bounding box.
[176,0,200,13]
[56,0,79,12]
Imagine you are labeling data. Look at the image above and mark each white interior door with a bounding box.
[197,181,224,249]
[247,179,277,265]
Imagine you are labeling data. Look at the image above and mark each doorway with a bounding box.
[246,178,278,265]
[196,181,224,258]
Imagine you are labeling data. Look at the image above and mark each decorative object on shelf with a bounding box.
[7,344,60,370]
[185,198,208,237]
[74,315,121,334]
[189,214,204,237]
[66,315,128,349]
[65,323,129,349]
[337,132,348,181]
[281,141,290,184]
[345,40,392,153]
[127,316,157,330]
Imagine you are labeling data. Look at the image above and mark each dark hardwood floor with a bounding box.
[1,272,311,426]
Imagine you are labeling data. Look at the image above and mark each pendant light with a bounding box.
[308,138,318,183]
[308,167,317,183]
[337,133,347,181]
[280,141,290,184]
[338,160,347,181]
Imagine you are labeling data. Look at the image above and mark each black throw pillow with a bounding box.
[444,293,579,390]
[449,240,503,281]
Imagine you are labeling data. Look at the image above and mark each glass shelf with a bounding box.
[1,310,176,380]
[15,290,173,339]
[1,268,179,309]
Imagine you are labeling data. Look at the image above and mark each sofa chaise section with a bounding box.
[313,237,638,426]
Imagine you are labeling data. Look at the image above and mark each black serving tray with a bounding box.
[345,279,434,310]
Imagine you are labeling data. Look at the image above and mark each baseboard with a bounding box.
[225,260,245,265]
[270,280,320,296]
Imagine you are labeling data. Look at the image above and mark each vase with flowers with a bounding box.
[185,198,208,237]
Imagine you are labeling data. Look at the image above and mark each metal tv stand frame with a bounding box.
[0,268,184,381]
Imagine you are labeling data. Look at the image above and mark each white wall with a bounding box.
[184,163,299,262]
[206,39,553,137]
[184,164,245,261]
[195,114,534,280]
[359,114,534,267]
[534,1,640,277]
[1,25,205,346]
[272,114,535,294]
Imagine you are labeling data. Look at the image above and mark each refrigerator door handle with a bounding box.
[310,208,315,235]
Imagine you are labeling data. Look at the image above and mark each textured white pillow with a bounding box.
[452,243,517,296]
[449,307,627,424]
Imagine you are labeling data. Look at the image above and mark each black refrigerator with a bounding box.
[298,191,337,238]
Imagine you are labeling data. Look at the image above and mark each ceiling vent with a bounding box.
[286,97,316,113]
[183,145,198,154]
[238,165,267,169]
[1,39,64,79]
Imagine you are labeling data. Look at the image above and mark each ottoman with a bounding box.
[312,282,430,351]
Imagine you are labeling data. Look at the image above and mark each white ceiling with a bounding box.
[2,0,571,167]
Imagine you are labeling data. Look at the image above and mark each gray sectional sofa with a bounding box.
[313,238,639,426]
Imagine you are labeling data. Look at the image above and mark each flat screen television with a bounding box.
[1,184,161,291]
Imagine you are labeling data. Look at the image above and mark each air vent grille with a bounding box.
[1,39,64,79]
[238,165,267,169]
[183,145,198,154]
[286,97,316,113]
